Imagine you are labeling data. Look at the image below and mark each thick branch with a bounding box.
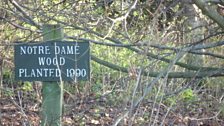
[204,0,222,3]
[73,37,224,59]
[193,0,224,29]
[91,55,224,78]
[190,50,224,59]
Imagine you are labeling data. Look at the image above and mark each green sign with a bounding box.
[14,41,90,81]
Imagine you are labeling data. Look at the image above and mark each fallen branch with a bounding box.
[91,55,224,78]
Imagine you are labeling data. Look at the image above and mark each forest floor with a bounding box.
[0,86,224,126]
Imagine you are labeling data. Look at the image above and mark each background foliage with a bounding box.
[0,0,224,125]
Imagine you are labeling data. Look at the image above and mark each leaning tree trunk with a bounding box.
[182,3,205,87]
[0,56,3,97]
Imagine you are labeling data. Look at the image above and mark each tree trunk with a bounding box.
[0,56,3,97]
[182,3,205,86]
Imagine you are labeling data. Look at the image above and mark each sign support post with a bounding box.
[41,24,63,126]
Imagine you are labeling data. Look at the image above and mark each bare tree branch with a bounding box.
[91,55,224,78]
[9,0,39,28]
[68,36,224,59]
[193,0,224,29]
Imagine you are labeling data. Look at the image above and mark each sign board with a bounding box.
[14,41,90,81]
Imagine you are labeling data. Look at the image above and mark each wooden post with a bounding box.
[41,24,64,126]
